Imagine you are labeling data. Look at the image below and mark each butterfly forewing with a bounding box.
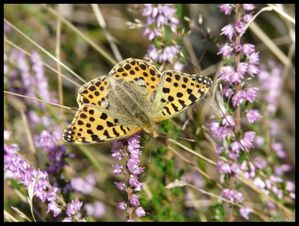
[109,58,162,99]
[63,104,141,143]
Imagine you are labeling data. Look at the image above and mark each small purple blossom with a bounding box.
[115,181,127,191]
[254,156,267,169]
[243,14,253,23]
[242,4,255,11]
[71,174,96,194]
[217,160,231,174]
[34,129,61,151]
[242,43,255,56]
[239,131,256,151]
[272,142,286,158]
[117,202,127,210]
[246,109,262,124]
[234,21,246,33]
[129,175,142,191]
[84,201,106,218]
[112,163,123,175]
[240,206,252,220]
[66,200,83,217]
[218,43,233,57]
[135,207,146,217]
[221,189,244,203]
[221,24,235,41]
[129,194,140,207]
[237,62,248,76]
[219,4,234,15]
[253,177,266,190]
[248,52,260,65]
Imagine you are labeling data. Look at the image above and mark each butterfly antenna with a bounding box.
[159,131,195,143]
[4,91,77,112]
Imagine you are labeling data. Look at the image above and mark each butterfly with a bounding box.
[63,58,212,143]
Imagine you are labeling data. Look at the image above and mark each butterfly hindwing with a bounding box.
[152,70,212,122]
[63,104,141,143]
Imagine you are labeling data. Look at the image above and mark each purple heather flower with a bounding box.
[222,115,235,128]
[182,170,204,188]
[240,206,252,220]
[209,121,233,141]
[237,62,248,76]
[243,14,253,23]
[274,164,291,176]
[244,87,259,102]
[218,66,235,82]
[286,181,295,192]
[248,52,260,65]
[272,186,283,199]
[129,175,142,191]
[117,202,127,210]
[269,120,279,136]
[71,174,96,194]
[129,194,140,207]
[218,43,233,57]
[242,4,255,11]
[247,64,259,76]
[221,86,234,98]
[221,24,235,41]
[173,61,184,71]
[219,4,234,15]
[230,163,240,174]
[232,90,245,107]
[112,164,123,175]
[266,201,276,209]
[34,129,61,151]
[84,201,106,218]
[47,201,62,217]
[228,145,240,160]
[216,160,231,174]
[253,177,266,190]
[221,189,244,203]
[254,156,267,169]
[242,43,255,56]
[135,207,146,217]
[66,200,83,217]
[246,109,262,124]
[254,136,264,147]
[234,21,246,33]
[239,131,256,151]
[241,161,256,179]
[159,45,180,63]
[115,181,127,191]
[215,146,224,155]
[272,142,286,158]
[258,64,282,114]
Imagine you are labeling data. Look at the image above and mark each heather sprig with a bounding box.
[4,137,83,221]
[210,4,262,220]
[143,4,184,71]
[112,134,146,221]
[210,4,295,220]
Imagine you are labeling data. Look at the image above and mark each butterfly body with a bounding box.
[63,58,212,143]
